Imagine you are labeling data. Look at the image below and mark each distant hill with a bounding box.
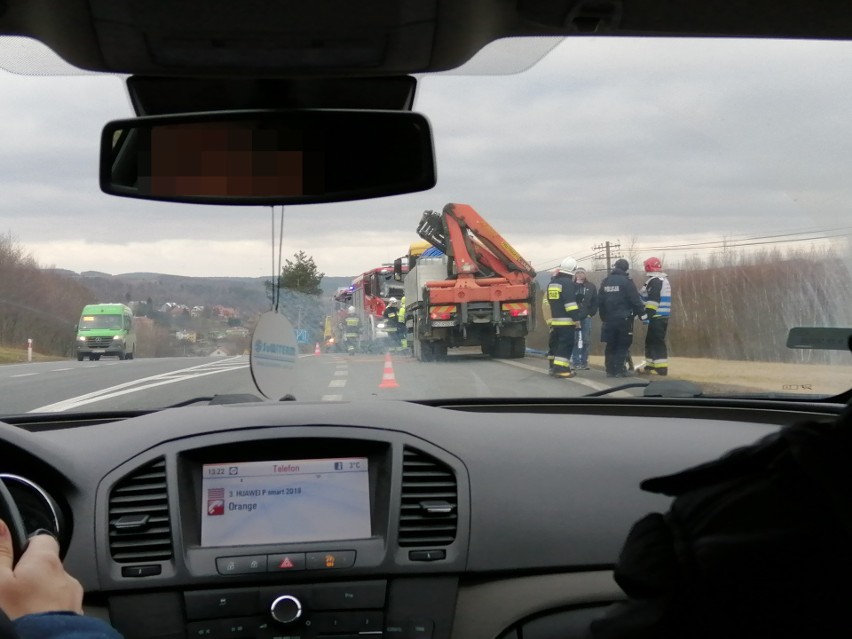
[48,270,357,317]
[56,269,606,313]
[57,271,271,316]
[48,268,79,278]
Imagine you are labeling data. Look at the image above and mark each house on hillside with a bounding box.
[212,305,239,320]
[133,316,154,329]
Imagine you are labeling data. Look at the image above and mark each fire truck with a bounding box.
[348,264,408,344]
[400,203,537,361]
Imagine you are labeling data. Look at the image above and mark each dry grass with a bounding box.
[588,355,851,396]
[0,346,65,364]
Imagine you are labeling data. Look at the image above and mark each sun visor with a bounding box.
[87,0,438,76]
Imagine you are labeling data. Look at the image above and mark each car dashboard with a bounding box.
[0,398,843,639]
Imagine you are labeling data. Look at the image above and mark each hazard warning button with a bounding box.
[267,553,306,572]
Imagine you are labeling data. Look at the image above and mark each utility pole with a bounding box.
[591,241,622,271]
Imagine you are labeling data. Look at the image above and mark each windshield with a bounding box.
[79,315,124,330]
[0,36,850,413]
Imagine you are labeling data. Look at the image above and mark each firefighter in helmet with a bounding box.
[546,257,581,378]
[638,256,671,375]
[542,269,557,373]
[383,297,402,351]
[343,306,362,355]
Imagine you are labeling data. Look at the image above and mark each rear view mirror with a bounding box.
[786,327,852,351]
[100,109,436,205]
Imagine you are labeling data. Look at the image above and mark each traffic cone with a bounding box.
[378,352,400,389]
[314,342,321,356]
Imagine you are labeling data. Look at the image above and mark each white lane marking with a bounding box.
[29,357,248,413]
[328,379,347,388]
[333,370,348,376]
[321,394,343,401]
[10,373,38,378]
[494,359,630,395]
[469,371,494,397]
[50,368,73,372]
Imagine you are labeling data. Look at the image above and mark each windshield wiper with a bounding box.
[165,393,297,408]
[166,393,264,408]
[583,381,650,397]
[584,379,704,398]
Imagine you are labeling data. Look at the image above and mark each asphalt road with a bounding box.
[0,350,638,415]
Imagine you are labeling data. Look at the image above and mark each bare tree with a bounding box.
[624,235,642,271]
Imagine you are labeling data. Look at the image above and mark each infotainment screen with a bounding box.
[200,457,371,546]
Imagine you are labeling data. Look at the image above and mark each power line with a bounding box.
[534,251,597,271]
[531,224,850,271]
[645,231,849,253]
[590,241,622,272]
[640,227,851,252]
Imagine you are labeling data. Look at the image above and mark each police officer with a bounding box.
[546,257,581,378]
[599,258,647,377]
[638,256,671,375]
[383,298,402,351]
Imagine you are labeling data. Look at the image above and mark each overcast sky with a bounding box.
[1,36,851,278]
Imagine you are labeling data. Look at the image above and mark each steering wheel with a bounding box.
[0,479,30,565]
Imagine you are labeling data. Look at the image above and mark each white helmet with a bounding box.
[388,297,398,303]
[558,256,577,274]
[348,306,356,314]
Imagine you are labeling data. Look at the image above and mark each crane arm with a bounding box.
[415,203,537,282]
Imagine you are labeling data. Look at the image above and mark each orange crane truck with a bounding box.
[403,203,537,361]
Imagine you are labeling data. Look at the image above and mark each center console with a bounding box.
[99,429,468,639]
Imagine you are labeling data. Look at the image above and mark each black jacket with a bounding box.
[574,281,598,319]
[598,268,645,323]
[546,272,581,324]
[383,305,400,323]
[592,406,852,639]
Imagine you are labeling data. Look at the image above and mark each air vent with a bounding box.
[108,458,172,563]
[399,448,457,547]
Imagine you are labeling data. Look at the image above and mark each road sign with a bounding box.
[295,329,308,344]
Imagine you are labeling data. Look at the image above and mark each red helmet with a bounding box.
[643,256,663,272]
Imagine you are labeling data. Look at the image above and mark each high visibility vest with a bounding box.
[344,316,361,336]
[541,293,552,326]
[642,275,672,318]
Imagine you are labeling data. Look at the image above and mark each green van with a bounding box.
[75,303,136,361]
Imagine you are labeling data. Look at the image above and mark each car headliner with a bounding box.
[1,0,852,79]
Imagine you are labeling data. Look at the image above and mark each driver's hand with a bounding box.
[0,519,83,619]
